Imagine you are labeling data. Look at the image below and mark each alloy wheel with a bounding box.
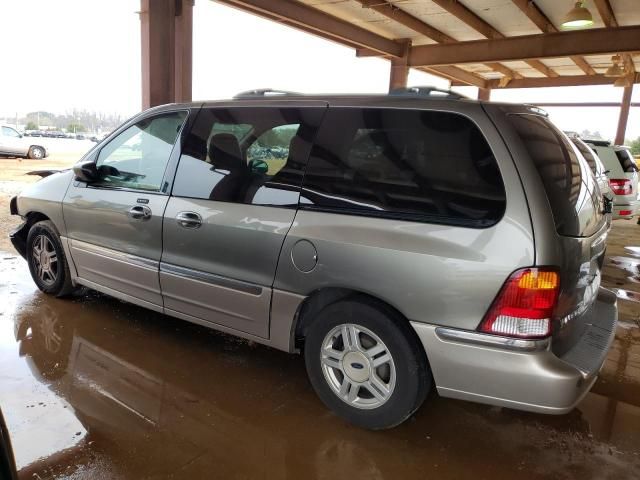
[320,323,396,410]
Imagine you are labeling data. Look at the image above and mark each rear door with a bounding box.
[63,110,189,309]
[160,104,326,338]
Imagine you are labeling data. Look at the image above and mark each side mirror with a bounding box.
[73,159,99,183]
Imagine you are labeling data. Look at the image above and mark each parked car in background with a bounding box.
[9,89,617,429]
[0,125,48,159]
[584,139,639,220]
[47,131,67,139]
[566,133,614,224]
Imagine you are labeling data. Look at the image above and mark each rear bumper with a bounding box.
[411,288,617,414]
[613,199,639,219]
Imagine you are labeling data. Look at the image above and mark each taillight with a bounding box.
[478,268,560,339]
[619,209,632,216]
[609,178,632,195]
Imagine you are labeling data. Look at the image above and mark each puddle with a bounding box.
[613,288,640,303]
[623,246,640,259]
[607,256,640,284]
[1,252,640,479]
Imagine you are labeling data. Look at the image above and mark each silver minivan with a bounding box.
[9,90,618,429]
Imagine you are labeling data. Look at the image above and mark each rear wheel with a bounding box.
[304,298,430,430]
[28,146,45,159]
[26,221,77,297]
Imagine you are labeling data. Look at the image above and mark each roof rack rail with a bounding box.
[233,88,302,99]
[389,86,467,99]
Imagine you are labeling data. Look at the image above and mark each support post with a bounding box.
[615,85,633,145]
[388,40,411,92]
[477,88,491,101]
[174,0,193,103]
[140,0,193,109]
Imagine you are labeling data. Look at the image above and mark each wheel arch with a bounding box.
[293,287,428,363]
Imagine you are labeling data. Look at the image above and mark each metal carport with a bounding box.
[139,0,640,143]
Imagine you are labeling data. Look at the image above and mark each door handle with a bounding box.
[128,205,152,221]
[176,211,202,229]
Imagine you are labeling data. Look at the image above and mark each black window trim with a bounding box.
[298,105,506,229]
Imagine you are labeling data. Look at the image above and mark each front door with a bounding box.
[0,126,26,155]
[63,110,189,309]
[161,105,326,337]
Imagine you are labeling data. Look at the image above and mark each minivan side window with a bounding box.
[300,108,506,227]
[174,107,324,206]
[93,111,187,192]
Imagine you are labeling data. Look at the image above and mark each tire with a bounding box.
[304,297,431,430]
[28,146,45,159]
[26,220,77,297]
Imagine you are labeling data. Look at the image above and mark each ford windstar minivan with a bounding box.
[9,88,617,429]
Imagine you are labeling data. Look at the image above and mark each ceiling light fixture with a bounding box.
[562,1,594,29]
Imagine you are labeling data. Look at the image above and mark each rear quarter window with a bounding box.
[616,148,639,173]
[508,114,603,237]
[300,108,506,227]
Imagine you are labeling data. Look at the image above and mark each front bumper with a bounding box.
[9,221,28,259]
[411,288,617,414]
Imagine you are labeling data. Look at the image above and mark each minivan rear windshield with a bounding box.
[508,114,602,237]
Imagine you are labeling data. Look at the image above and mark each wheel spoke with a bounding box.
[49,253,57,263]
[372,352,392,368]
[342,325,360,351]
[368,373,391,401]
[321,354,342,371]
[347,382,359,403]
[365,343,386,358]
[339,377,351,398]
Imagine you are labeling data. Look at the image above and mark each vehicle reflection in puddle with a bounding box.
[607,255,640,285]
[612,288,640,303]
[623,246,640,259]
[0,255,640,479]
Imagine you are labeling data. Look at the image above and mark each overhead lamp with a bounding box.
[605,55,624,77]
[562,1,594,29]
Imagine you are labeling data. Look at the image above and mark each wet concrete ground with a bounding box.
[0,221,639,479]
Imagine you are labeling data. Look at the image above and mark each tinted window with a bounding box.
[300,108,505,227]
[509,114,603,237]
[174,107,324,206]
[616,148,639,173]
[94,111,187,192]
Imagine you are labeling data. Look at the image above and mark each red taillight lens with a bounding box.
[609,178,632,196]
[478,268,560,339]
[619,209,632,216]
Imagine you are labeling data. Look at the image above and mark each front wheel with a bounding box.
[26,221,77,297]
[28,146,45,159]
[304,298,431,430]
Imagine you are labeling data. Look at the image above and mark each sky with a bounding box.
[0,0,638,141]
